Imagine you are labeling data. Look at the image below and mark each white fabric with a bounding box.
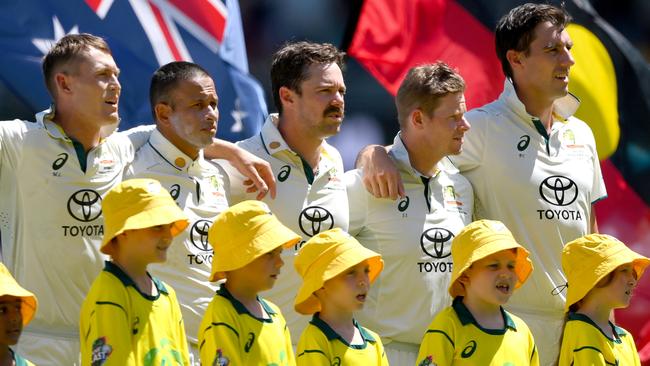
[449,79,607,365]
[126,129,229,346]
[219,114,349,344]
[346,134,474,345]
[0,109,136,362]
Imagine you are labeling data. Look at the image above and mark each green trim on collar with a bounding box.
[310,313,375,349]
[568,312,626,344]
[452,297,516,335]
[300,156,315,184]
[71,138,88,173]
[103,261,168,301]
[217,286,276,323]
[531,118,551,155]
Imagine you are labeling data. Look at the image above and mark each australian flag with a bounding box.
[0,0,267,141]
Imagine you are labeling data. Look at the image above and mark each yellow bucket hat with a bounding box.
[208,200,301,282]
[449,220,533,298]
[562,234,650,312]
[294,228,384,315]
[101,178,189,254]
[0,263,37,326]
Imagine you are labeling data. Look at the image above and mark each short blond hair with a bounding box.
[395,62,465,127]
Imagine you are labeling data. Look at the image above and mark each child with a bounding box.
[293,228,388,365]
[198,200,300,366]
[416,220,538,366]
[79,178,190,365]
[0,263,37,365]
[559,234,649,365]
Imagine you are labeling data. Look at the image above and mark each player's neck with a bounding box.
[513,85,555,132]
[401,131,442,177]
[53,110,103,152]
[224,282,267,319]
[277,116,322,171]
[110,259,156,296]
[575,301,615,338]
[462,296,504,329]
[318,309,359,344]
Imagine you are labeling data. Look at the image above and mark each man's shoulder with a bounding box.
[235,134,265,154]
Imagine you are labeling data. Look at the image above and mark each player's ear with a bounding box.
[54,72,72,95]
[155,102,173,126]
[409,109,425,130]
[506,49,523,73]
[279,86,294,109]
[458,272,471,286]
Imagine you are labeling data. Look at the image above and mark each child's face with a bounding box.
[463,249,517,306]
[590,264,638,309]
[0,296,23,346]
[238,246,285,293]
[318,261,371,313]
[119,224,174,264]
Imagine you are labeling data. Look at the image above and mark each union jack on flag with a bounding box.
[0,0,267,141]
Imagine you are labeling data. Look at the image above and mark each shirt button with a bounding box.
[269,141,281,149]
[175,157,186,168]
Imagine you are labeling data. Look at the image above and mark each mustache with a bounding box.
[323,105,344,117]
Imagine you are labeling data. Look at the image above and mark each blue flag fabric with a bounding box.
[0,0,267,141]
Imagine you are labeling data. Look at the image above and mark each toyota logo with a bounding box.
[298,206,334,237]
[67,189,102,222]
[420,227,454,259]
[539,175,578,206]
[189,219,212,252]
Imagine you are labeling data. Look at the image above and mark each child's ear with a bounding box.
[458,273,471,286]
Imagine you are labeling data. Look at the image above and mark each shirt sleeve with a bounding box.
[214,159,248,204]
[0,119,28,172]
[448,109,488,173]
[296,326,332,366]
[80,288,136,365]
[344,169,368,236]
[198,307,244,366]
[118,124,156,151]
[586,127,607,204]
[416,311,456,366]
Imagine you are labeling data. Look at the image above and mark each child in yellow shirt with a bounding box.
[558,234,648,366]
[417,220,539,366]
[293,228,388,365]
[198,200,300,366]
[79,178,190,365]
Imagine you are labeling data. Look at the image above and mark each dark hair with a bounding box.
[149,61,211,119]
[270,41,345,114]
[495,3,571,78]
[395,62,465,126]
[42,33,112,99]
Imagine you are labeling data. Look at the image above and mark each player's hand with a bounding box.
[206,139,277,200]
[231,149,276,200]
[356,145,404,200]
